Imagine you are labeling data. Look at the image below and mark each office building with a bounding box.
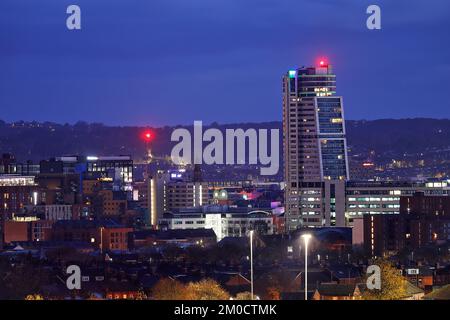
[362,192,450,257]
[0,175,39,246]
[149,169,208,227]
[0,154,40,176]
[83,155,133,185]
[283,60,349,230]
[347,180,450,226]
[44,155,133,187]
[159,206,274,241]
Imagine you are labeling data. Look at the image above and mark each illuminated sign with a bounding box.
[288,70,296,78]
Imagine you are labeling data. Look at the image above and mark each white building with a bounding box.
[346,180,450,226]
[149,169,208,227]
[159,206,274,241]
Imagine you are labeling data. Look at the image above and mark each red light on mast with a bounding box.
[317,57,328,67]
[141,130,153,142]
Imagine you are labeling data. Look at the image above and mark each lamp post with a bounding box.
[100,226,104,254]
[142,130,152,180]
[301,234,312,301]
[249,230,254,300]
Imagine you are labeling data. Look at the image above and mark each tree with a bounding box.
[424,284,450,300]
[25,294,44,300]
[134,290,148,300]
[151,278,189,300]
[265,287,281,300]
[362,259,407,300]
[234,292,253,300]
[0,257,49,300]
[186,279,230,300]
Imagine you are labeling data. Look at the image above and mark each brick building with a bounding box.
[52,219,132,251]
[363,192,450,257]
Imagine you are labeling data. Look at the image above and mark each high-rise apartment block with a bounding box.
[283,61,349,230]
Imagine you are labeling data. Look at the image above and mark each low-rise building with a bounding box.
[159,206,274,241]
[346,180,449,227]
[4,220,53,243]
[132,228,217,248]
[312,283,362,300]
[52,219,132,251]
[362,192,450,257]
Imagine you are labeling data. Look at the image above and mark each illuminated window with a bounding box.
[331,118,342,124]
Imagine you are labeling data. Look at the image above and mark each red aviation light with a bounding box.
[141,130,154,142]
[317,57,328,67]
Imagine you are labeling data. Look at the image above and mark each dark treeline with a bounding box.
[1,118,450,162]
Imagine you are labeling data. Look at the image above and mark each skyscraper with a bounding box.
[283,60,349,230]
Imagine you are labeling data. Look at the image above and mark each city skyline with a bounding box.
[2,1,450,304]
[1,1,450,126]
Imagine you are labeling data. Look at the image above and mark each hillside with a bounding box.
[1,119,450,162]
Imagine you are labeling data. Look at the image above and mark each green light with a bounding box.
[289,70,296,78]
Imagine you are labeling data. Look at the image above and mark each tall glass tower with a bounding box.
[283,60,349,230]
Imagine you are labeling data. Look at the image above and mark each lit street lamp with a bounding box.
[301,234,312,300]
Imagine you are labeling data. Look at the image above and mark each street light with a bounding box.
[100,226,104,254]
[249,230,254,300]
[301,234,312,301]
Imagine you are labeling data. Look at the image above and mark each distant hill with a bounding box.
[1,118,450,162]
[346,118,450,155]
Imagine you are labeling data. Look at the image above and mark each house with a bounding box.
[211,272,251,296]
[424,284,450,300]
[434,265,450,286]
[313,283,362,300]
[104,280,144,300]
[132,228,217,248]
[327,264,362,284]
[404,266,433,289]
[281,291,314,300]
[357,281,424,300]
[402,281,425,300]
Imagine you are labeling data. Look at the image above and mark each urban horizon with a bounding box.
[1,0,450,312]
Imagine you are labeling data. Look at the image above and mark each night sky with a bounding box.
[1,0,449,126]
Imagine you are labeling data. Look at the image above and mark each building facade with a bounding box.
[283,61,349,231]
[149,170,209,227]
[347,180,450,226]
[159,206,274,241]
[0,175,39,246]
[52,220,132,251]
[362,192,450,257]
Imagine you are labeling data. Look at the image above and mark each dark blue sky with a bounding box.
[1,0,449,126]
